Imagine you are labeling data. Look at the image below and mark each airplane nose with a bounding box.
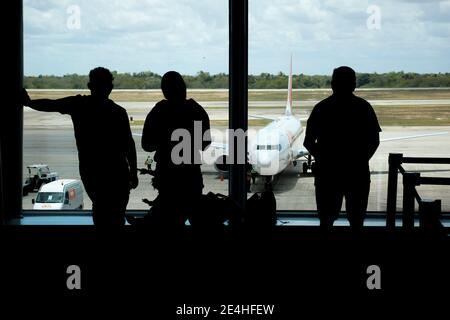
[257,153,272,167]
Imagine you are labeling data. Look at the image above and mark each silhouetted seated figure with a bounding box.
[303,66,381,231]
[22,67,138,227]
[141,71,211,227]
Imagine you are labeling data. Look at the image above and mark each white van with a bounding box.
[33,179,84,210]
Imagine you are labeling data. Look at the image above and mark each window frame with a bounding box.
[1,0,249,222]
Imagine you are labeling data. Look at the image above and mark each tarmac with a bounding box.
[22,104,450,212]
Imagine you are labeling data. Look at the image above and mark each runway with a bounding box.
[23,98,450,127]
[22,125,450,212]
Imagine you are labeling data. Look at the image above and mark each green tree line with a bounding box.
[24,71,450,89]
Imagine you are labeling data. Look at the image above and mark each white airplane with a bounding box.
[247,55,309,181]
[211,56,311,187]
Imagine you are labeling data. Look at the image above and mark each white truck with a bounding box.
[32,179,84,210]
[23,164,59,195]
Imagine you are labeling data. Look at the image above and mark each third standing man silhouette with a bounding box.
[304,66,381,231]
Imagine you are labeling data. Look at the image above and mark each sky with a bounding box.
[24,0,450,76]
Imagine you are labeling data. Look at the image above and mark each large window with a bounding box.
[23,0,450,214]
[249,0,450,211]
[23,0,228,211]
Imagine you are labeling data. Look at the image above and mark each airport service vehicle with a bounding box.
[23,164,59,195]
[32,179,84,210]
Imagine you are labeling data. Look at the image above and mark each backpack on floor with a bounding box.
[244,191,277,229]
[189,192,242,230]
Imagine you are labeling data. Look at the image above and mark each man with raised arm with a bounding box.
[22,67,138,227]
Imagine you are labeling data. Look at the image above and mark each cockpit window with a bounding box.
[257,145,281,151]
[267,145,281,151]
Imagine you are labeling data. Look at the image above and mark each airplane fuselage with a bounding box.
[249,115,303,176]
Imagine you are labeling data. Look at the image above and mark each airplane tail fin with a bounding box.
[285,54,293,116]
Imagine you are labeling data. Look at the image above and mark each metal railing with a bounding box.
[386,153,450,230]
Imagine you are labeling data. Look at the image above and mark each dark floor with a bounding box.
[1,216,450,316]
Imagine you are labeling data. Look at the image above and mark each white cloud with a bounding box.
[24,0,450,75]
[440,0,450,13]
[24,0,228,75]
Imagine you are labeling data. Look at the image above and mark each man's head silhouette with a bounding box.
[88,67,114,99]
[161,71,187,101]
[331,66,356,95]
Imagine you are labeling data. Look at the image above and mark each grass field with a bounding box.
[28,88,450,126]
[373,105,450,126]
[28,88,450,102]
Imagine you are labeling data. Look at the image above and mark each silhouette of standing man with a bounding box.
[142,71,211,226]
[23,67,138,227]
[304,66,381,230]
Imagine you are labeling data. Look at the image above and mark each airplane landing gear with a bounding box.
[302,154,315,174]
[264,176,273,191]
[302,162,308,174]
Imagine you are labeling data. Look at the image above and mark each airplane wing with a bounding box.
[249,114,278,121]
[209,142,228,151]
[249,114,308,121]
[380,131,448,142]
[133,132,229,157]
[132,131,228,152]
[290,132,448,162]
